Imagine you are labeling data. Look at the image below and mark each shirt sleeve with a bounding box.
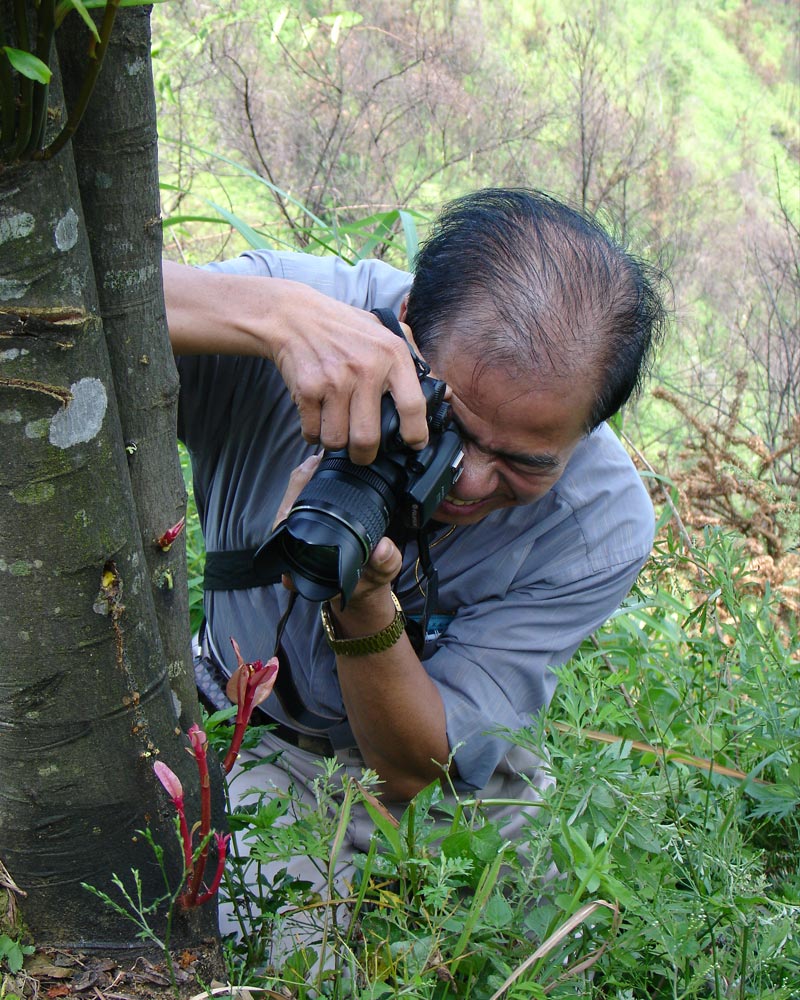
[200,248,412,311]
[418,425,655,791]
[176,250,413,497]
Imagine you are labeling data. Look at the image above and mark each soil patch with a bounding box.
[2,942,253,1000]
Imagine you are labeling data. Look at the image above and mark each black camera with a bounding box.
[254,360,463,605]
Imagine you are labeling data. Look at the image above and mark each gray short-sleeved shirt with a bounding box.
[177,250,655,791]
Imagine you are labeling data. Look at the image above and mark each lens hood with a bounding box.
[254,508,371,604]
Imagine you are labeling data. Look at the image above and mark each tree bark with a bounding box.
[57,7,198,730]
[0,4,219,950]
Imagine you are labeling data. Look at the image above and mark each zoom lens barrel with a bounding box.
[255,450,406,603]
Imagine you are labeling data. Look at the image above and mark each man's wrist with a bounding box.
[320,591,405,657]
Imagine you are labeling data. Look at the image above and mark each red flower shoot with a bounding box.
[195,833,232,906]
[182,724,212,907]
[153,728,231,910]
[156,516,185,551]
[222,637,279,774]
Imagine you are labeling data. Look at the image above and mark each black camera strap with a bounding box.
[370,306,430,377]
[416,529,439,645]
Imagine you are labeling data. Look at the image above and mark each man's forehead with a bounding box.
[442,357,590,458]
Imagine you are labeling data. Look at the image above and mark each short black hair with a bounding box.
[405,188,668,431]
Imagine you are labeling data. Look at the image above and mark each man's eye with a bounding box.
[508,461,555,478]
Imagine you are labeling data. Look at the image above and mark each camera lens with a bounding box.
[256,451,406,603]
[253,372,461,605]
[271,510,368,601]
[291,542,340,576]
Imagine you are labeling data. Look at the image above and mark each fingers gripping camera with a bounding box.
[254,336,463,605]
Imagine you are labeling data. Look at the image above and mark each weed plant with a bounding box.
[197,524,799,998]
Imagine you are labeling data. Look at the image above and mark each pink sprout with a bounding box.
[153,760,183,805]
[222,638,279,773]
[195,833,232,906]
[153,760,191,873]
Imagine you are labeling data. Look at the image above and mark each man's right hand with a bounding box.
[164,260,428,464]
[269,281,428,464]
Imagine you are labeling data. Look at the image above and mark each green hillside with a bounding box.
[153,0,798,455]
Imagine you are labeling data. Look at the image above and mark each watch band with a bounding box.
[320,592,406,657]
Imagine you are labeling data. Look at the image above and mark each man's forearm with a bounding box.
[163,259,429,463]
[330,588,453,802]
[164,259,286,357]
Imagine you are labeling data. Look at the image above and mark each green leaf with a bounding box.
[483,892,514,928]
[202,705,238,729]
[398,209,420,264]
[559,817,595,867]
[55,1,101,40]
[319,12,363,31]
[355,210,400,260]
[363,799,403,855]
[162,213,236,229]
[440,828,473,859]
[270,6,290,44]
[407,779,442,817]
[203,200,273,250]
[230,795,290,833]
[3,48,52,84]
[0,933,32,974]
[55,0,168,27]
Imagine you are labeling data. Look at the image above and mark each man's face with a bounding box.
[429,348,594,526]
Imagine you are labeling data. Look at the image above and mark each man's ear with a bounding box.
[398,297,424,358]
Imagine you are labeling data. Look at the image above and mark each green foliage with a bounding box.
[1,0,166,164]
[1,49,51,85]
[530,527,800,995]
[194,527,799,996]
[154,0,796,259]
[160,145,424,269]
[179,444,205,635]
[0,935,33,976]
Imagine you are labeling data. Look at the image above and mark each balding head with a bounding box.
[405,189,668,431]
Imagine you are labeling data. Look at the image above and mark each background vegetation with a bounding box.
[123,0,800,995]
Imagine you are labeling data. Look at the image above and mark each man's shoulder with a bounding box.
[203,250,412,311]
[553,423,655,571]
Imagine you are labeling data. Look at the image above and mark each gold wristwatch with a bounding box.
[319,592,406,657]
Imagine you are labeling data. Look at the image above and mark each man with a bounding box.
[166,187,666,883]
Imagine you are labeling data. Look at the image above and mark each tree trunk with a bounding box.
[0,3,219,950]
[57,7,198,730]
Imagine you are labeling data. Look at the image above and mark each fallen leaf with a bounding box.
[45,986,71,998]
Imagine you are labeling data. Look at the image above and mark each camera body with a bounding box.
[254,371,463,604]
